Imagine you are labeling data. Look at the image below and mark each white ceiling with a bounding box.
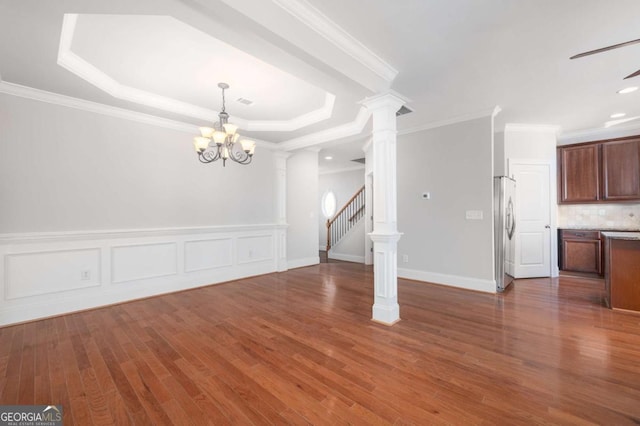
[2,0,640,169]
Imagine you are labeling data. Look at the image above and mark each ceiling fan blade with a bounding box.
[624,69,640,80]
[570,38,640,59]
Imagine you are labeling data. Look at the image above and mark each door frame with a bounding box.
[507,158,559,278]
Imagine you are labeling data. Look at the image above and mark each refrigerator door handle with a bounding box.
[506,197,516,240]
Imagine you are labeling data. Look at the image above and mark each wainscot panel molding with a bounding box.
[398,267,497,294]
[0,224,286,326]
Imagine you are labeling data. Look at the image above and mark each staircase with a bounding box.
[326,185,365,252]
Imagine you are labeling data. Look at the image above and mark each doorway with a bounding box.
[508,160,554,278]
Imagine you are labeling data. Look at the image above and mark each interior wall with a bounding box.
[318,168,365,261]
[286,149,319,268]
[397,117,495,292]
[0,94,276,234]
[0,92,283,325]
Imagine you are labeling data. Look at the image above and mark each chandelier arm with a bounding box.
[198,146,222,163]
[228,144,252,164]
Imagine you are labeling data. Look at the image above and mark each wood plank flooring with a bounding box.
[1,262,640,425]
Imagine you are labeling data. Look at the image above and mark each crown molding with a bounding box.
[271,0,398,84]
[0,80,279,149]
[58,14,335,132]
[1,79,196,133]
[279,106,371,151]
[398,106,499,136]
[243,93,335,131]
[504,123,561,134]
[558,121,640,144]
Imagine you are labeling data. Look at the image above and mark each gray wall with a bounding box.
[397,117,495,291]
[286,150,319,267]
[0,94,276,233]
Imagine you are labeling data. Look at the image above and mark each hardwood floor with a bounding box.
[1,263,640,425]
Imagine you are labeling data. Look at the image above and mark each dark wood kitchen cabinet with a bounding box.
[559,144,600,203]
[559,229,602,276]
[601,139,640,201]
[558,136,640,204]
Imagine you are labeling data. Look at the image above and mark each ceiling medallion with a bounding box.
[193,83,255,166]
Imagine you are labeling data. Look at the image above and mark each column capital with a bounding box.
[368,232,403,243]
[360,90,409,112]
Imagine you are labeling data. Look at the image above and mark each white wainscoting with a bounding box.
[0,224,286,326]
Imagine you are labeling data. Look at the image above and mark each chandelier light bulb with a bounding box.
[199,127,215,138]
[223,123,238,135]
[193,136,209,152]
[212,131,226,145]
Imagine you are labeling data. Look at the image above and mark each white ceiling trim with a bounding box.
[398,106,501,136]
[57,14,335,132]
[279,106,371,151]
[271,0,398,83]
[558,121,640,144]
[0,79,279,149]
[242,93,335,131]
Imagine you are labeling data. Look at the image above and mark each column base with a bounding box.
[372,303,400,325]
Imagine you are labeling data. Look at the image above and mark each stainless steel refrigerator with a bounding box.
[494,176,516,292]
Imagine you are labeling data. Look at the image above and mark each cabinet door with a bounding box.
[563,238,602,275]
[559,145,600,203]
[602,139,640,200]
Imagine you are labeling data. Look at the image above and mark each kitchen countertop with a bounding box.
[601,232,640,240]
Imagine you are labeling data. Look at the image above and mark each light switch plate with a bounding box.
[465,210,483,220]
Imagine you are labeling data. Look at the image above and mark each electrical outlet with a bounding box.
[402,254,409,263]
[80,270,91,281]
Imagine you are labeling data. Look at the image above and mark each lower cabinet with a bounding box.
[559,230,602,276]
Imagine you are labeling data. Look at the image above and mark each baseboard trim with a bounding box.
[398,268,496,293]
[327,252,365,263]
[287,256,320,270]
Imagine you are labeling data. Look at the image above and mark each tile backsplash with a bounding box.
[558,203,640,229]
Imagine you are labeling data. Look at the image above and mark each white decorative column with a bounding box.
[273,151,291,272]
[361,91,407,325]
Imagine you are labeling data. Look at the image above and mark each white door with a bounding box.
[509,162,551,278]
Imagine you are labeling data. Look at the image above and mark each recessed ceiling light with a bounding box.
[324,156,333,160]
[617,86,638,94]
[610,113,626,119]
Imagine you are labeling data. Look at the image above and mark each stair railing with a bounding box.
[326,185,365,251]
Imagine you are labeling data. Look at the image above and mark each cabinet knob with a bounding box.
[545,225,551,229]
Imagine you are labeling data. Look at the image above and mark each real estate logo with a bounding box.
[0,405,63,426]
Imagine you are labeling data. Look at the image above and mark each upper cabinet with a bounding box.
[559,144,600,203]
[601,139,640,200]
[558,136,640,204]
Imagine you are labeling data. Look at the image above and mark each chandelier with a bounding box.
[193,82,255,166]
